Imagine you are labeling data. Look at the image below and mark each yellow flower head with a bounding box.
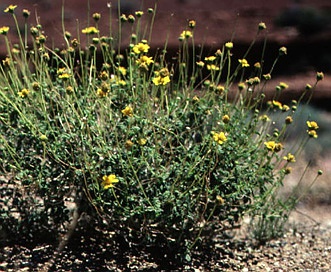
[82,26,99,35]
[263,73,272,80]
[137,138,147,146]
[18,88,30,98]
[238,82,246,91]
[0,26,10,35]
[92,13,101,21]
[279,82,289,89]
[316,72,324,81]
[135,11,144,17]
[179,30,192,40]
[96,88,108,97]
[272,100,283,110]
[258,22,267,30]
[307,121,319,130]
[283,153,296,163]
[284,167,292,175]
[2,57,11,67]
[225,42,233,50]
[4,5,17,13]
[204,56,216,62]
[153,75,170,86]
[118,66,127,76]
[222,114,230,124]
[136,55,154,66]
[212,131,227,145]
[279,46,287,56]
[282,105,290,112]
[99,71,109,81]
[58,73,71,80]
[188,20,196,29]
[307,129,318,138]
[23,9,30,18]
[196,61,205,67]
[133,42,150,54]
[216,195,225,205]
[152,68,171,86]
[259,114,271,122]
[264,141,283,152]
[285,116,293,124]
[125,140,134,149]
[121,106,134,117]
[239,59,250,67]
[101,174,119,189]
[206,64,220,71]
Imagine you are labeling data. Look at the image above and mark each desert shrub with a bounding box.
[0,3,324,259]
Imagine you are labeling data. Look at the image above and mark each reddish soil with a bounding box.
[1,0,331,104]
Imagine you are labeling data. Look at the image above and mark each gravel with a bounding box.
[1,204,330,271]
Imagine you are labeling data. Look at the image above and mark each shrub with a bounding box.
[0,2,324,260]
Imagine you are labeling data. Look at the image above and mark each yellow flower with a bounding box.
[239,59,250,67]
[23,9,30,18]
[121,106,133,117]
[99,71,109,81]
[179,30,192,40]
[212,131,227,145]
[58,73,71,80]
[263,73,272,80]
[118,66,127,76]
[196,61,205,67]
[222,114,230,124]
[206,64,220,71]
[136,55,154,66]
[316,72,324,81]
[137,138,147,146]
[279,82,289,89]
[192,95,200,102]
[225,42,233,50]
[4,5,17,13]
[282,105,290,112]
[284,167,292,175]
[18,88,30,98]
[205,56,216,62]
[81,26,99,35]
[259,114,271,122]
[216,195,225,205]
[57,67,66,74]
[307,129,318,138]
[92,13,101,21]
[258,22,267,30]
[272,100,283,110]
[307,121,319,130]
[246,77,260,86]
[153,75,170,86]
[188,20,196,29]
[135,11,144,17]
[96,88,108,97]
[238,82,246,91]
[125,140,134,149]
[283,153,296,162]
[264,141,283,152]
[2,57,11,67]
[133,42,150,54]
[101,174,119,189]
[254,62,261,69]
[216,85,225,94]
[285,116,293,124]
[117,79,126,86]
[0,26,10,35]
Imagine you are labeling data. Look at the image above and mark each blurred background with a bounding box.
[1,0,331,215]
